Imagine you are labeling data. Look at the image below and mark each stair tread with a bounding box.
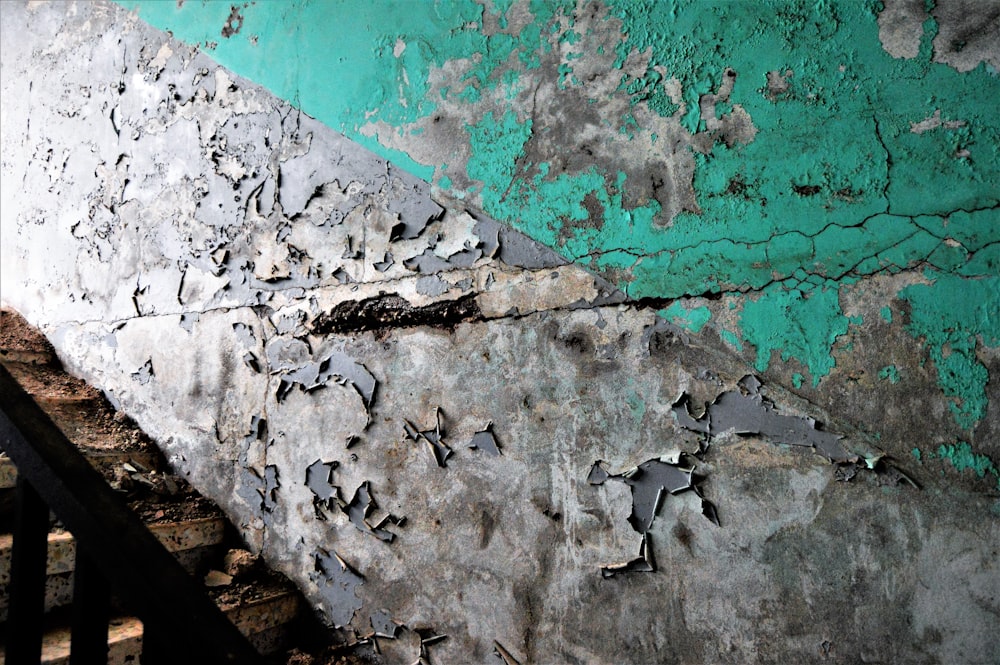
[0,515,227,579]
[0,587,299,664]
[0,310,59,363]
[0,360,158,455]
[27,588,297,664]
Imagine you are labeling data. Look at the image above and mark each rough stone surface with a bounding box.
[1,2,998,664]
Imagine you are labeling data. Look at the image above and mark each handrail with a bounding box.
[0,364,265,664]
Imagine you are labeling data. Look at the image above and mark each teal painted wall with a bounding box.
[120,0,999,435]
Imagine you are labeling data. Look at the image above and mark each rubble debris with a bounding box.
[204,569,233,587]
[313,293,481,334]
[404,408,453,467]
[223,548,259,577]
[370,609,402,639]
[468,422,501,456]
[492,641,522,665]
[672,375,853,462]
[600,533,656,578]
[310,550,364,628]
[343,480,403,542]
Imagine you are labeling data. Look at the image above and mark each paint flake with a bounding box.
[371,609,401,639]
[468,421,502,456]
[591,456,716,575]
[310,550,365,628]
[601,532,656,578]
[343,480,403,542]
[404,408,453,467]
[672,375,852,462]
[492,641,522,665]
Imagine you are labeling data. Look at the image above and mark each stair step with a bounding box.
[0,309,59,366]
[0,517,227,620]
[0,450,168,492]
[3,589,299,664]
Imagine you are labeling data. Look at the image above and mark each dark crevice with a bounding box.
[312,293,480,334]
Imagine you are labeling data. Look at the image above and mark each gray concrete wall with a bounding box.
[1,2,997,663]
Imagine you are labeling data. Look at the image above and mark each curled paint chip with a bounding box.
[600,533,656,578]
[404,407,453,467]
[370,609,401,639]
[468,421,501,456]
[261,464,279,514]
[373,251,395,272]
[305,458,341,518]
[343,480,403,542]
[131,359,154,385]
[587,460,611,485]
[273,345,378,423]
[493,641,522,665]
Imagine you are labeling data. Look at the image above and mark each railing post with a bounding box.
[70,549,110,664]
[6,476,49,665]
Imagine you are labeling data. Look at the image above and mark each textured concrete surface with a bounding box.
[1,2,998,663]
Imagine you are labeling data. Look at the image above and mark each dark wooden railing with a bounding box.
[0,364,265,665]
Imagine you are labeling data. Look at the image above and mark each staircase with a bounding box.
[0,310,350,665]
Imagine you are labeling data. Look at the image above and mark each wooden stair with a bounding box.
[0,309,345,664]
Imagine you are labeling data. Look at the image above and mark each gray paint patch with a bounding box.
[131,358,154,384]
[590,456,717,575]
[415,275,450,297]
[342,480,402,543]
[305,458,341,518]
[671,375,853,462]
[310,550,365,628]
[468,422,502,456]
[404,408,453,468]
[370,609,401,639]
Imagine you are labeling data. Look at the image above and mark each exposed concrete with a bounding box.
[2,2,998,664]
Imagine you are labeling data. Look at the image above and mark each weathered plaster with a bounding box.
[118,0,1000,435]
[2,2,999,663]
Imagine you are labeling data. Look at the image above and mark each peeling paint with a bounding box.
[310,550,365,628]
[120,0,1000,421]
[672,375,852,462]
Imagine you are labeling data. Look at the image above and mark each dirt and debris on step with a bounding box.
[0,308,58,364]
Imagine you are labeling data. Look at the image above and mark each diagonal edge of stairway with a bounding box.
[0,308,359,664]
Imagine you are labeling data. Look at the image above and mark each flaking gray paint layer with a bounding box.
[1,3,998,664]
